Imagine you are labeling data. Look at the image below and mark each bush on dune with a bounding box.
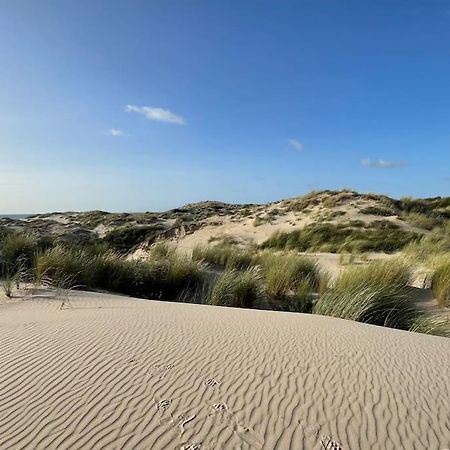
[103,224,164,253]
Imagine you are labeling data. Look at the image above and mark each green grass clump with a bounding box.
[210,267,264,308]
[403,225,450,263]
[431,257,450,307]
[401,213,444,230]
[35,245,90,287]
[35,243,203,300]
[313,259,417,330]
[287,278,315,313]
[397,196,450,216]
[360,205,395,216]
[263,221,418,253]
[192,244,256,270]
[334,259,412,290]
[259,251,319,298]
[409,316,450,337]
[1,232,39,275]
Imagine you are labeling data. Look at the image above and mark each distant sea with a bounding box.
[0,214,32,220]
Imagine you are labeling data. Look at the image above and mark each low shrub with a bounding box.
[210,267,264,308]
[103,224,164,253]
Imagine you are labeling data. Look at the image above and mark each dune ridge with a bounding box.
[0,290,449,449]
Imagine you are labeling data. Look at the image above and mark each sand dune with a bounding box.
[0,290,449,449]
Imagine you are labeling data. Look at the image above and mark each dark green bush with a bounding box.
[103,225,164,253]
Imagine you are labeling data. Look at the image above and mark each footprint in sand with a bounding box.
[156,399,171,410]
[174,413,197,436]
[204,377,219,388]
[321,435,343,449]
[207,402,263,449]
[151,363,175,379]
[298,420,321,438]
[155,399,172,424]
[211,403,227,412]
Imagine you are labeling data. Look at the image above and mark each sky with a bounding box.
[1,0,450,213]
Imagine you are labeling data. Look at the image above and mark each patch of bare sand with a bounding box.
[0,290,449,449]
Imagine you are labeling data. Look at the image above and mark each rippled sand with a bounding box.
[0,290,449,449]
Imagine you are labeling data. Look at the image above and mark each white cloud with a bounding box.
[108,128,125,137]
[125,105,185,125]
[289,139,303,151]
[361,159,407,169]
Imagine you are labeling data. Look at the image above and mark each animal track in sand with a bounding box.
[321,435,343,449]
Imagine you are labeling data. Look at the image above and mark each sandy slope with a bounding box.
[0,291,449,450]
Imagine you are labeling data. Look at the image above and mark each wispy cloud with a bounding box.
[289,138,303,151]
[108,128,125,137]
[125,105,185,125]
[361,159,407,169]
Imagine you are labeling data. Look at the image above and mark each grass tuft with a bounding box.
[431,256,450,307]
[259,251,320,298]
[210,267,264,308]
[313,259,417,330]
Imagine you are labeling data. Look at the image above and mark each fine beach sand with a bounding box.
[0,290,449,449]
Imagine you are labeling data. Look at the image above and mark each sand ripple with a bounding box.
[0,290,449,449]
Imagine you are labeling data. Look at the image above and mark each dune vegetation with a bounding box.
[1,190,449,337]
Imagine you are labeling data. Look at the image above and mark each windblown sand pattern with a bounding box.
[0,290,449,449]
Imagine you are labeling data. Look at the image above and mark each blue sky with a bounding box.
[1,0,449,213]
